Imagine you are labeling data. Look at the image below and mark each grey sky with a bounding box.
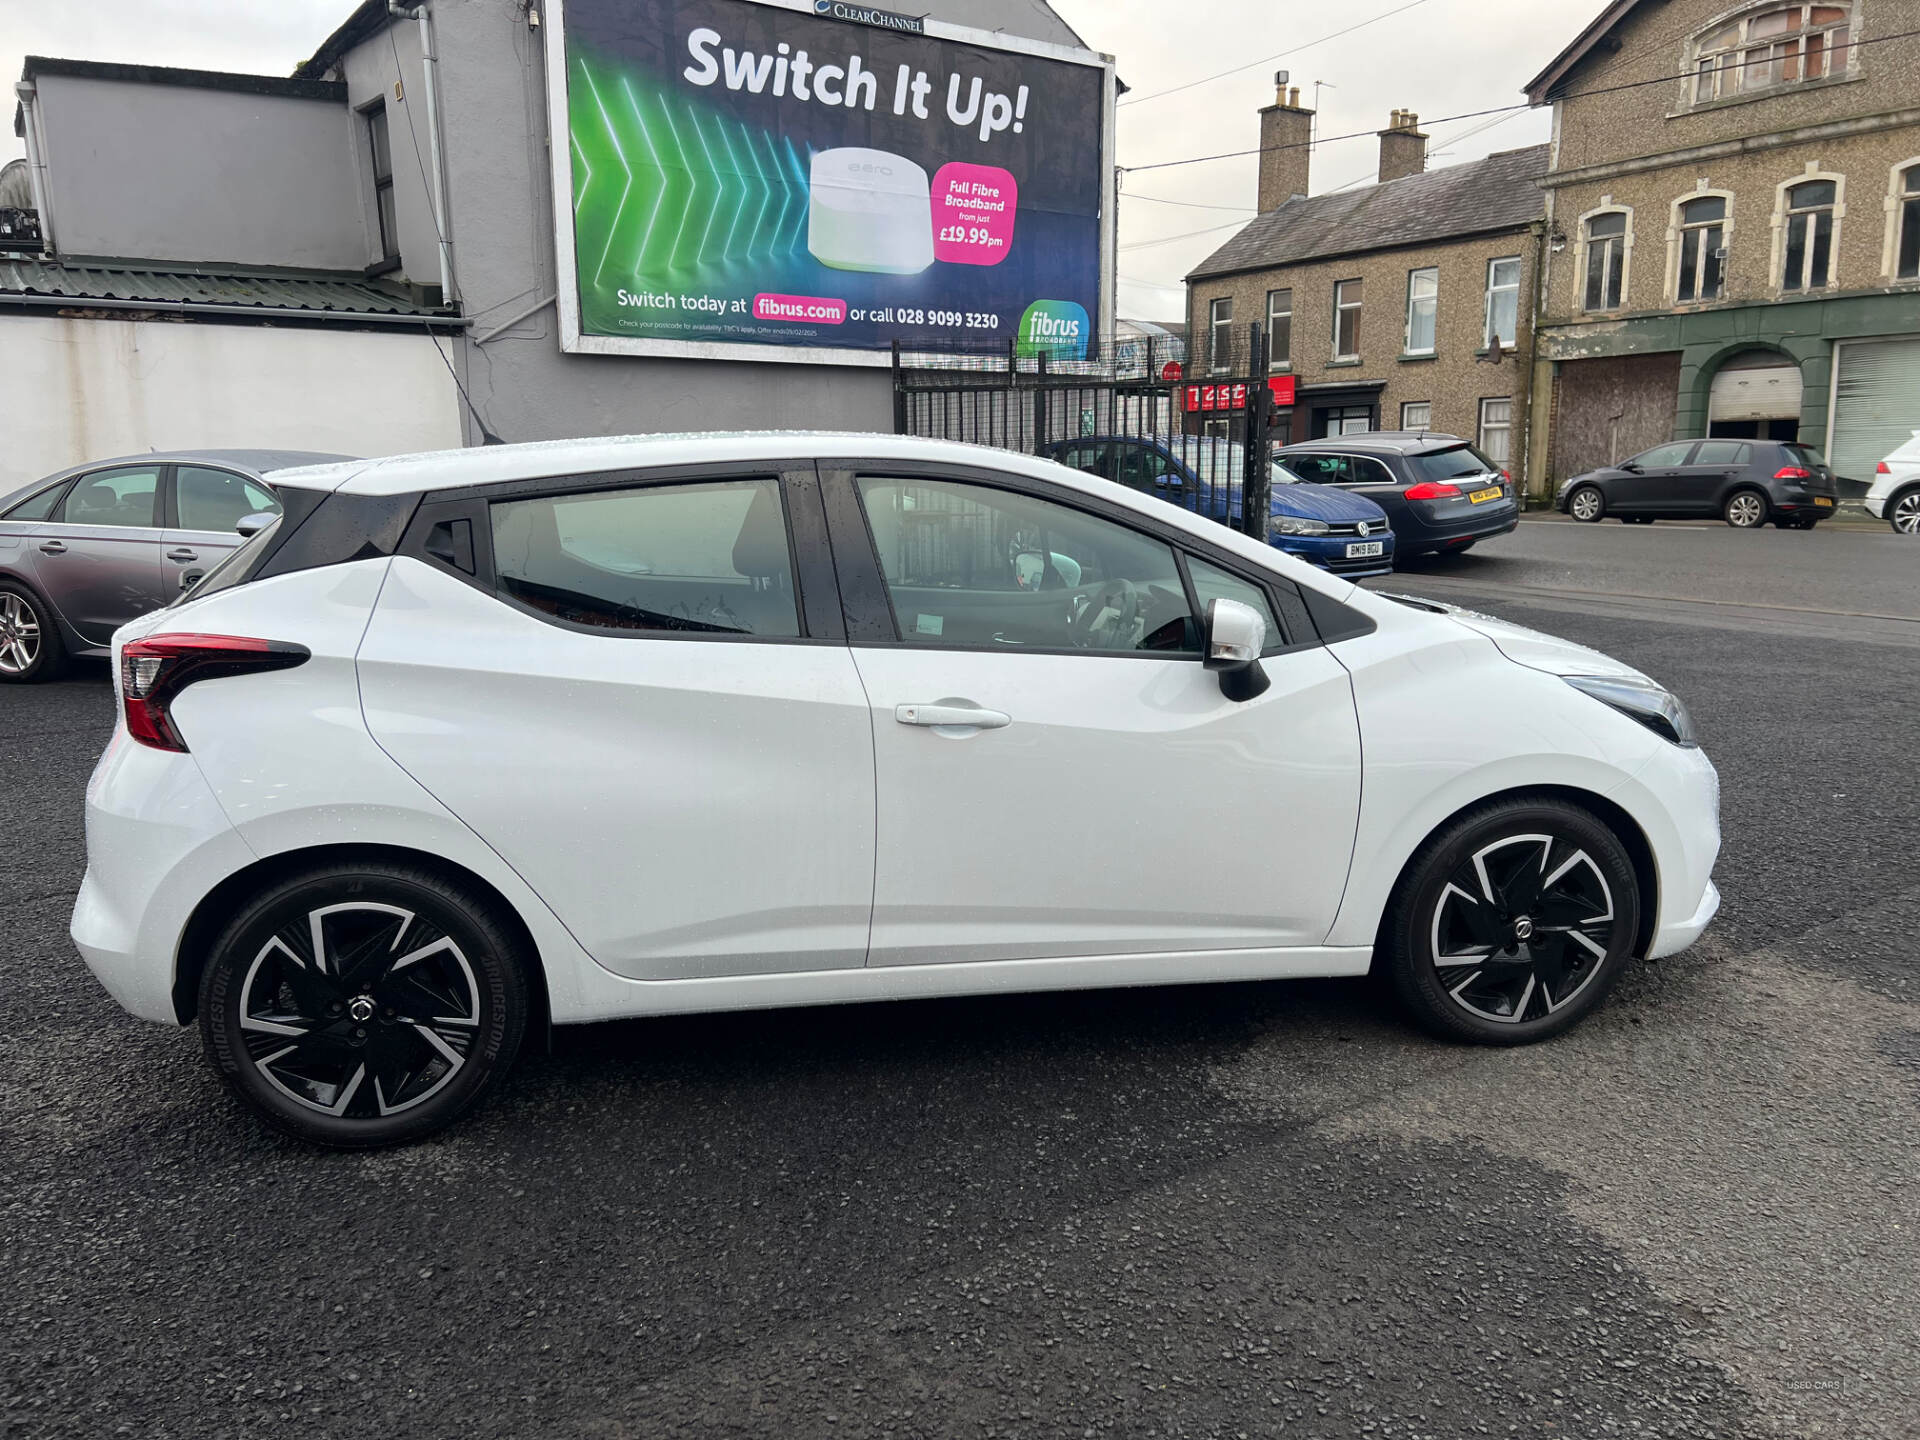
[2,0,1586,320]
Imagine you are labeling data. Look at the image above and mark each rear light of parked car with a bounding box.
[1403,482,1463,501]
[1773,466,1813,480]
[120,634,310,752]
[1879,461,1893,474]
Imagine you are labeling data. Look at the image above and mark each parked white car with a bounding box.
[1863,430,1920,534]
[73,434,1721,1147]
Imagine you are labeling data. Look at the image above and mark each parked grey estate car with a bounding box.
[0,450,352,682]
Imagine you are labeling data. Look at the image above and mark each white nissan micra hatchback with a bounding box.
[73,434,1720,1147]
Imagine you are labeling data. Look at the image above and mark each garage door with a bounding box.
[1829,337,1920,493]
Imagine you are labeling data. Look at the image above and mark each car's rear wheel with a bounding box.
[1381,797,1641,1044]
[1890,488,1920,535]
[1568,486,1604,522]
[1724,490,1768,528]
[199,863,528,1148]
[0,583,64,684]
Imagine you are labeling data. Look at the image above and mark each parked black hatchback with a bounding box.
[1275,433,1519,562]
[1556,440,1838,528]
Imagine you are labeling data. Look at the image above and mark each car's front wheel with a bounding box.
[0,583,65,684]
[199,862,529,1148]
[1567,486,1604,522]
[1381,797,1641,1044]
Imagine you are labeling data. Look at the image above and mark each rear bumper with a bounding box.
[1864,493,1888,518]
[1401,509,1519,555]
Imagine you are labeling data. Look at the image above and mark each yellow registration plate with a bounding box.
[1468,486,1503,504]
[1815,496,1834,507]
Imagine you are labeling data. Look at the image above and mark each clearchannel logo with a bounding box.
[1015,300,1090,360]
[814,1,927,34]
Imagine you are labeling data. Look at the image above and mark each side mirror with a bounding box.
[235,511,277,538]
[1203,598,1271,702]
[1620,462,1642,474]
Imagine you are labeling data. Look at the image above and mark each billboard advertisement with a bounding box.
[545,0,1113,365]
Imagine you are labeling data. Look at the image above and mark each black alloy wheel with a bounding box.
[1382,797,1641,1044]
[0,583,64,683]
[200,863,528,1148]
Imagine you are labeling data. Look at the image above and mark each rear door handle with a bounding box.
[895,702,1011,730]
[38,540,66,555]
[167,547,199,562]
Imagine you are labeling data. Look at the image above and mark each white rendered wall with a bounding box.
[1,315,464,491]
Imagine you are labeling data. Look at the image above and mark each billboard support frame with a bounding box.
[541,0,1117,368]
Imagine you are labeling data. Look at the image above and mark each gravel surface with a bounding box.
[2,526,1915,1438]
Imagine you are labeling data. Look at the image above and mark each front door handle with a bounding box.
[895,702,1011,730]
[167,547,199,562]
[38,540,66,555]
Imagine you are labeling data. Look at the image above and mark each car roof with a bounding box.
[4,449,359,506]
[1279,432,1473,456]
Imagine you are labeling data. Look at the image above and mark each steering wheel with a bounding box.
[1068,579,1142,650]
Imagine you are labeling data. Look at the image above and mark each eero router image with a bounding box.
[807,147,935,275]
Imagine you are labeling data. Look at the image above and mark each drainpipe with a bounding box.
[13,81,57,253]
[389,1,456,306]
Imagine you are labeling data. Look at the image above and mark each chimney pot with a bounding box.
[1377,109,1427,183]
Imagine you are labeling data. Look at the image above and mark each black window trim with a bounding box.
[817,458,1321,661]
[396,458,844,647]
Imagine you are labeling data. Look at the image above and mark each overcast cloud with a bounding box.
[2,0,1583,319]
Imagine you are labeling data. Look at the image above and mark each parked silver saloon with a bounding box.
[0,450,353,682]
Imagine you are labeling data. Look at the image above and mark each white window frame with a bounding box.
[1880,156,1920,281]
[1208,296,1234,374]
[1576,201,1634,314]
[1770,166,1845,294]
[1687,3,1857,108]
[1483,255,1522,348]
[1403,267,1438,357]
[1332,278,1363,362]
[1667,189,1734,304]
[1401,401,1432,431]
[1478,397,1514,468]
[1265,287,1293,371]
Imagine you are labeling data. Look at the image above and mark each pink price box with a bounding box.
[931,163,1017,266]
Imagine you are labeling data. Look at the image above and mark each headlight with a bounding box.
[1273,514,1331,536]
[1564,674,1698,748]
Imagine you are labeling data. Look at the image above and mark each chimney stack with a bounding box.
[1257,73,1314,212]
[1377,109,1427,184]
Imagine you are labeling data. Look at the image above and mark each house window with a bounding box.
[1693,4,1852,105]
[1478,398,1513,467]
[1404,268,1438,356]
[1484,256,1521,347]
[1266,288,1292,370]
[1333,279,1363,361]
[1208,297,1234,373]
[1897,165,1920,280]
[366,103,398,261]
[1782,179,1835,290]
[1583,212,1627,311]
[1401,401,1432,430]
[1677,196,1728,301]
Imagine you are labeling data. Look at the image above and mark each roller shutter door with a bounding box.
[1829,338,1920,491]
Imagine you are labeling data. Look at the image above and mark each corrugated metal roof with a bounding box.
[1187,144,1551,282]
[0,257,449,316]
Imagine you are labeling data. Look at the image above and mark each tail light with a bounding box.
[1879,461,1893,474]
[1403,481,1462,501]
[119,633,309,752]
[1773,466,1812,480]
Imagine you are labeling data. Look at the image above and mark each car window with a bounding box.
[490,478,799,638]
[1054,443,1110,478]
[1407,445,1497,484]
[856,476,1196,654]
[1632,442,1697,468]
[1691,441,1749,466]
[1283,454,1350,485]
[1349,455,1397,486]
[1112,444,1174,492]
[176,466,281,534]
[1,483,67,521]
[1781,444,1824,468]
[56,465,161,528]
[1186,555,1280,644]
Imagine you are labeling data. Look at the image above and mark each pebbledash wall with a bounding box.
[296,0,1097,447]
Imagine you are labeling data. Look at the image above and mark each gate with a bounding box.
[891,323,1281,542]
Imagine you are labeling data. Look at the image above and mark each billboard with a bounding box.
[544,0,1114,365]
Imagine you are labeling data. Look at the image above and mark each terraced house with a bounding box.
[1525,0,1920,497]
[1186,88,1547,478]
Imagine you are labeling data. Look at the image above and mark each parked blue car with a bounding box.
[1045,434,1396,578]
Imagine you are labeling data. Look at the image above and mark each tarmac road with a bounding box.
[2,521,1916,1439]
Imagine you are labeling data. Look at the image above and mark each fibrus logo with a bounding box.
[1016,300,1089,359]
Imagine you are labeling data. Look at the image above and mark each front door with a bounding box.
[357,469,876,982]
[31,464,166,643]
[1615,441,1697,514]
[831,469,1362,967]
[164,464,284,596]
